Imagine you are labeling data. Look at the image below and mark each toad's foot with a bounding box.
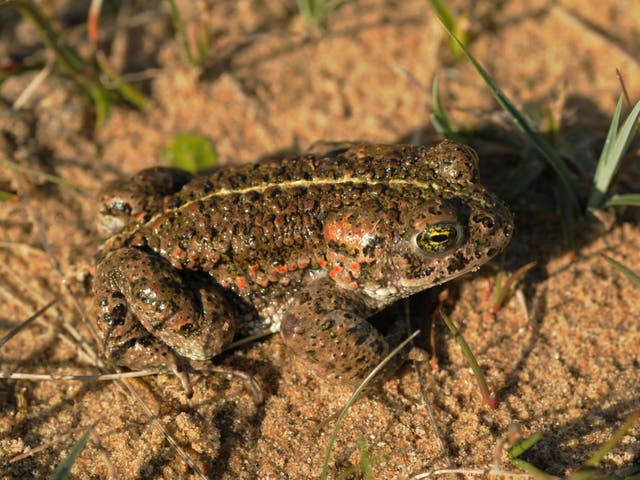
[93,248,237,385]
[281,278,405,385]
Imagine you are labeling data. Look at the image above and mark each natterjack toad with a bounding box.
[93,141,513,387]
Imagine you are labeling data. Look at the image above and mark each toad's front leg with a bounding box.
[280,278,393,385]
[93,247,236,372]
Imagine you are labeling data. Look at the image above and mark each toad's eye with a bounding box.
[102,199,132,217]
[415,222,463,253]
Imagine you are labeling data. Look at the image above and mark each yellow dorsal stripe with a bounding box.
[134,175,449,236]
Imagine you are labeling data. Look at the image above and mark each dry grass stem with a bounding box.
[0,370,160,381]
[0,300,55,349]
[410,467,542,479]
[12,57,55,109]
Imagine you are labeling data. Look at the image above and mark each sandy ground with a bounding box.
[0,1,639,478]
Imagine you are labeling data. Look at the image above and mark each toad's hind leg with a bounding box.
[280,279,391,385]
[93,247,236,368]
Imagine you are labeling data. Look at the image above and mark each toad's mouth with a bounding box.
[362,256,493,307]
[397,259,487,291]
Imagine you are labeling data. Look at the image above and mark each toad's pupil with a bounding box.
[431,233,451,243]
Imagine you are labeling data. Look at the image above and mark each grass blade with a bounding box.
[430,75,458,138]
[434,15,580,214]
[597,95,623,172]
[440,310,496,407]
[508,432,543,459]
[356,436,374,479]
[51,424,95,480]
[604,193,640,207]
[428,0,468,58]
[166,0,195,65]
[428,0,456,31]
[0,0,149,127]
[296,0,342,28]
[490,261,536,314]
[585,410,640,466]
[95,52,151,111]
[0,300,56,349]
[508,433,554,480]
[509,458,554,480]
[1,0,86,77]
[0,190,17,201]
[603,255,640,288]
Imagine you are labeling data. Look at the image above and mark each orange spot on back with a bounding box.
[298,258,310,269]
[323,215,375,251]
[329,264,343,280]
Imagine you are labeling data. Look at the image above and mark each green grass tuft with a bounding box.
[431,7,640,243]
[587,95,640,212]
[507,411,640,479]
[0,0,150,128]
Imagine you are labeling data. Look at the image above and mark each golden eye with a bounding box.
[415,223,462,253]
